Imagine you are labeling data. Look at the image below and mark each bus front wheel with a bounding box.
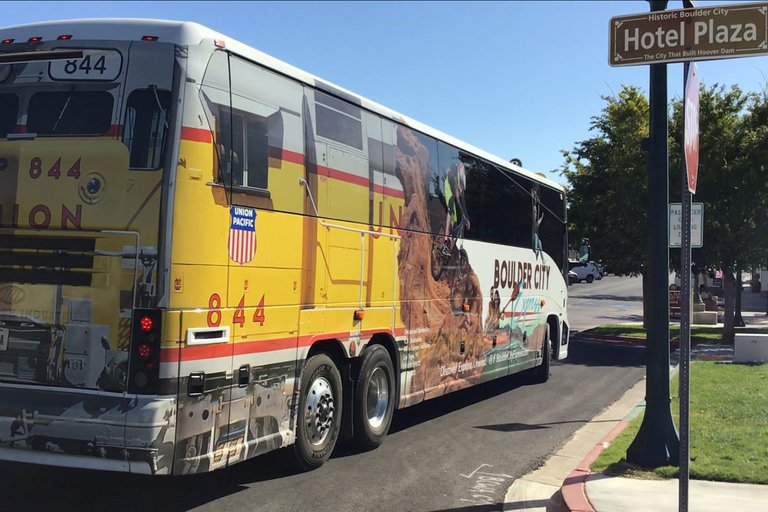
[533,332,550,384]
[353,345,395,450]
[292,354,342,471]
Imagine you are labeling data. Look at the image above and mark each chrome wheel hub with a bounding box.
[366,367,389,429]
[304,376,335,446]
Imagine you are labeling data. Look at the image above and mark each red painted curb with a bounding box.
[560,421,629,512]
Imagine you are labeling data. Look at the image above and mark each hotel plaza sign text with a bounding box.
[609,2,768,66]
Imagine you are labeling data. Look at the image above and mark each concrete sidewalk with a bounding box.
[504,304,768,511]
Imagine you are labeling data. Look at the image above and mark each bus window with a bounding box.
[539,186,567,270]
[27,90,113,136]
[123,87,171,170]
[463,156,533,248]
[0,93,17,137]
[315,91,363,151]
[217,107,269,189]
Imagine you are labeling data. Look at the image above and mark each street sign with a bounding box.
[670,202,703,247]
[684,63,700,193]
[609,2,768,66]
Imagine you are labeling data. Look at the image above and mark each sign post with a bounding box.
[625,0,680,471]
[679,60,699,512]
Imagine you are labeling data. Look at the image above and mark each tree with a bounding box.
[669,83,768,342]
[559,85,652,324]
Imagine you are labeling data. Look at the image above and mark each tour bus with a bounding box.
[0,19,570,475]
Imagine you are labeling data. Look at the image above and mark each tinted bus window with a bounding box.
[0,93,18,137]
[539,185,567,271]
[123,88,171,170]
[464,156,532,248]
[28,91,113,136]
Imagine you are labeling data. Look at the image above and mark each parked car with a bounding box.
[568,270,579,285]
[571,262,601,283]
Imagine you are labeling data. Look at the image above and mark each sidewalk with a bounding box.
[504,294,768,511]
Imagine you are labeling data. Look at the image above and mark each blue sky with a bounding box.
[3,1,768,185]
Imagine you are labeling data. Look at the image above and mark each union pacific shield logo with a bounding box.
[228,207,257,264]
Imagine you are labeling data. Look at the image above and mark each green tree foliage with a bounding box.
[559,85,650,277]
[669,83,768,342]
[562,81,768,341]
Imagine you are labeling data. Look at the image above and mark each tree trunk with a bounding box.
[642,271,649,330]
[735,263,745,327]
[723,271,736,344]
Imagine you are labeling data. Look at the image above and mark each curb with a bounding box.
[560,421,629,512]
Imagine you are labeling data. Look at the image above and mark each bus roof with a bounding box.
[0,18,564,193]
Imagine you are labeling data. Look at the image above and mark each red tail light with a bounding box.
[57,35,73,40]
[28,36,43,43]
[140,316,153,332]
[141,35,159,42]
[129,309,162,394]
[138,343,151,360]
[1,39,14,44]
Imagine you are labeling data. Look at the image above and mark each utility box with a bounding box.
[734,333,768,364]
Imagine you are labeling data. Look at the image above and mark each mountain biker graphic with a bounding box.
[441,162,470,256]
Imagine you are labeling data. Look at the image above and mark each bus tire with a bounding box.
[353,345,395,450]
[533,332,550,384]
[292,354,342,471]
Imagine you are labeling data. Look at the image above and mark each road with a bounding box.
[0,277,646,512]
[568,274,644,332]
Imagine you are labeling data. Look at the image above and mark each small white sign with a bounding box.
[49,50,123,81]
[669,203,703,248]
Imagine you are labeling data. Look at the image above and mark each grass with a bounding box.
[581,324,768,345]
[591,362,768,484]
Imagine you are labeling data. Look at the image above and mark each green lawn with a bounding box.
[591,362,768,484]
[581,324,767,345]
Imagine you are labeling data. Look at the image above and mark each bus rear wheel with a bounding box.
[292,354,342,471]
[353,345,395,450]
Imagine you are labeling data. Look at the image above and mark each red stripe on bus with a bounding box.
[105,125,123,137]
[372,183,405,199]
[268,146,304,165]
[322,166,369,188]
[180,126,213,143]
[161,327,407,363]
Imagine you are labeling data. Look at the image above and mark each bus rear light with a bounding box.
[214,39,225,48]
[57,35,73,40]
[129,309,162,394]
[138,343,151,360]
[1,39,14,44]
[28,36,43,43]
[140,316,153,332]
[141,35,159,42]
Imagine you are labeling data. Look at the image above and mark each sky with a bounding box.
[3,0,768,185]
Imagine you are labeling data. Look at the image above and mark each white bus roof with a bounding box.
[0,18,564,192]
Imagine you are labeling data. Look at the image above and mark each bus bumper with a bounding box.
[0,385,176,474]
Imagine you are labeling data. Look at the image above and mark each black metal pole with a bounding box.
[679,60,693,512]
[627,0,680,469]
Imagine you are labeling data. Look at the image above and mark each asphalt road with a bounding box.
[0,277,647,512]
[568,274,644,332]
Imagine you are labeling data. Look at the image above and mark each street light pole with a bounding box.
[626,0,680,469]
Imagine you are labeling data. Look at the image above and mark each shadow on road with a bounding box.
[0,447,305,512]
[474,417,618,433]
[558,337,645,370]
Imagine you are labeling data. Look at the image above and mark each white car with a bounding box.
[571,262,601,283]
